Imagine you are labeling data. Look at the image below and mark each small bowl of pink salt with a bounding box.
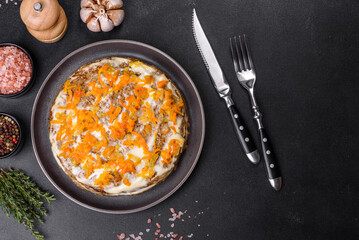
[0,43,34,98]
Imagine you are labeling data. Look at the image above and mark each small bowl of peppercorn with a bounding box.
[0,113,22,159]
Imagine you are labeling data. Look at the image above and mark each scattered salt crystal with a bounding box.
[195,200,198,203]
[0,0,21,8]
[117,233,126,240]
[118,206,209,239]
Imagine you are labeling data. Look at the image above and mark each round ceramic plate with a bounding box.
[31,40,205,214]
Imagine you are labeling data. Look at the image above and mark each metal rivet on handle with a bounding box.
[266,150,271,155]
[239,126,244,130]
[270,164,274,168]
[234,114,238,119]
[263,138,267,142]
[245,138,249,142]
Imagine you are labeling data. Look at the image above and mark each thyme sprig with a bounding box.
[0,169,55,240]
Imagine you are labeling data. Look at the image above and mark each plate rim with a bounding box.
[31,39,205,214]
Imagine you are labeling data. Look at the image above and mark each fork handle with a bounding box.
[258,128,281,180]
[226,103,259,164]
[249,92,282,190]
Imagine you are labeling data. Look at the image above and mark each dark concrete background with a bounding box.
[1,0,359,239]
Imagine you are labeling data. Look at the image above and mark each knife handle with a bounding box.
[258,128,281,179]
[227,104,259,164]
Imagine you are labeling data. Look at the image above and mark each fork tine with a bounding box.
[238,35,250,70]
[229,37,241,72]
[243,34,254,69]
[234,36,245,71]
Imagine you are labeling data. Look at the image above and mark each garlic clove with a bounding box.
[105,0,123,10]
[98,15,114,32]
[81,0,96,8]
[87,17,101,32]
[107,10,124,26]
[80,8,94,23]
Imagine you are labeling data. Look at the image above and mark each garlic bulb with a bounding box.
[80,0,125,32]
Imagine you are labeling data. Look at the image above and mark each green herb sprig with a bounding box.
[0,169,55,240]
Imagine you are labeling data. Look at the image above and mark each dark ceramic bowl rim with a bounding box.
[0,113,22,159]
[31,39,205,214]
[0,43,35,98]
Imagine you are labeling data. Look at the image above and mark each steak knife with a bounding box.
[192,9,260,164]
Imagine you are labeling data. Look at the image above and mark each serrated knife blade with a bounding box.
[192,8,260,164]
[192,9,230,97]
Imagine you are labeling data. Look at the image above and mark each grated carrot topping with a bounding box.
[123,176,131,186]
[94,171,113,186]
[170,126,177,134]
[160,139,183,164]
[63,81,77,93]
[107,104,122,123]
[132,131,150,153]
[143,75,155,84]
[134,85,149,99]
[157,80,169,88]
[162,127,170,134]
[127,153,141,164]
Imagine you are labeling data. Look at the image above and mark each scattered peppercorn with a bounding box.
[0,115,20,157]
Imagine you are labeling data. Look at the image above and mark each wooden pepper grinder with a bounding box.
[20,0,68,43]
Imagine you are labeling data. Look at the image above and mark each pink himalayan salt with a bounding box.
[0,46,32,95]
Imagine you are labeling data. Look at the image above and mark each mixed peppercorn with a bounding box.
[0,115,20,157]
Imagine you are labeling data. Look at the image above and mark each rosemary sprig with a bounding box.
[0,168,55,240]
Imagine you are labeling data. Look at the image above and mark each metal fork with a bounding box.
[229,35,282,191]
